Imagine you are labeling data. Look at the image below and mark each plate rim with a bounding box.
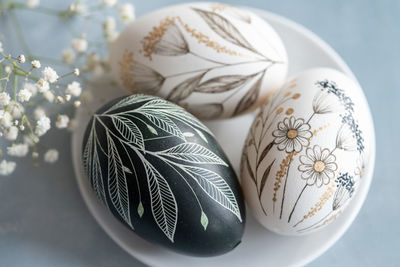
[71,8,375,267]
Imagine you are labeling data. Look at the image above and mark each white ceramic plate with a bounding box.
[71,8,375,267]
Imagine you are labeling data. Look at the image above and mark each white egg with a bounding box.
[240,68,374,235]
[109,2,288,119]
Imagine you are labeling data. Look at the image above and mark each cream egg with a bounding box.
[240,68,374,235]
[109,2,288,119]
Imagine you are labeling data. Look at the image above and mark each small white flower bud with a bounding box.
[18,55,26,63]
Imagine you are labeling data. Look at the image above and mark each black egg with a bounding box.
[82,94,245,256]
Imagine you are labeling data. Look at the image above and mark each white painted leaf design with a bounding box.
[200,211,208,230]
[83,124,93,173]
[92,145,107,206]
[193,8,257,54]
[159,143,227,166]
[167,72,206,102]
[195,128,208,143]
[167,110,214,136]
[184,166,242,221]
[106,131,132,228]
[112,116,144,149]
[141,110,184,140]
[143,159,177,242]
[106,95,155,113]
[195,74,256,93]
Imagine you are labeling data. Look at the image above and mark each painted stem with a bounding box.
[296,210,333,232]
[279,153,293,219]
[288,184,308,223]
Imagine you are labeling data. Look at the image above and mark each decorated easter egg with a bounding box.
[241,68,373,235]
[82,94,245,256]
[109,2,288,119]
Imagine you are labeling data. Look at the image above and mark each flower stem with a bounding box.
[288,184,308,223]
[296,210,333,232]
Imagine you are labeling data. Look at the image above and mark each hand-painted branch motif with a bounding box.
[83,95,242,242]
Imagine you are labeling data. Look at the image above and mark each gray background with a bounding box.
[0,0,398,266]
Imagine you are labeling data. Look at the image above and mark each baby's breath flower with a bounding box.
[0,92,11,106]
[65,94,72,101]
[71,36,88,53]
[32,152,39,159]
[102,0,117,7]
[44,149,58,163]
[33,107,46,120]
[0,110,12,128]
[31,60,41,69]
[37,79,50,92]
[62,49,75,65]
[5,66,12,74]
[8,101,24,118]
[43,91,55,102]
[26,0,39,8]
[42,67,59,83]
[104,16,116,33]
[66,81,82,97]
[18,89,32,102]
[73,100,81,107]
[0,160,16,176]
[0,42,3,53]
[18,55,26,63]
[69,0,88,15]
[56,96,65,104]
[23,82,38,96]
[5,126,19,141]
[56,114,69,129]
[19,125,25,131]
[73,68,80,76]
[14,120,19,126]
[7,143,29,157]
[35,116,51,136]
[118,3,135,23]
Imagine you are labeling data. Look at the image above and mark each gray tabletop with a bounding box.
[0,0,398,266]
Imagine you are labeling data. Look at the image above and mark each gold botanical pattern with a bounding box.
[293,180,336,227]
[116,5,286,119]
[241,78,364,229]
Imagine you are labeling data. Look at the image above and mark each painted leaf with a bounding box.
[159,143,227,166]
[141,110,184,140]
[107,132,132,228]
[127,61,165,94]
[187,103,223,120]
[83,125,94,173]
[137,202,144,217]
[201,211,209,230]
[246,154,256,183]
[183,132,195,137]
[112,116,144,149]
[167,72,206,102]
[167,111,214,136]
[92,145,108,206]
[195,128,208,143]
[233,72,264,115]
[195,74,255,93]
[105,95,154,113]
[257,141,274,168]
[147,124,158,135]
[152,23,189,56]
[193,8,257,53]
[143,160,178,242]
[259,160,275,197]
[185,166,242,222]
